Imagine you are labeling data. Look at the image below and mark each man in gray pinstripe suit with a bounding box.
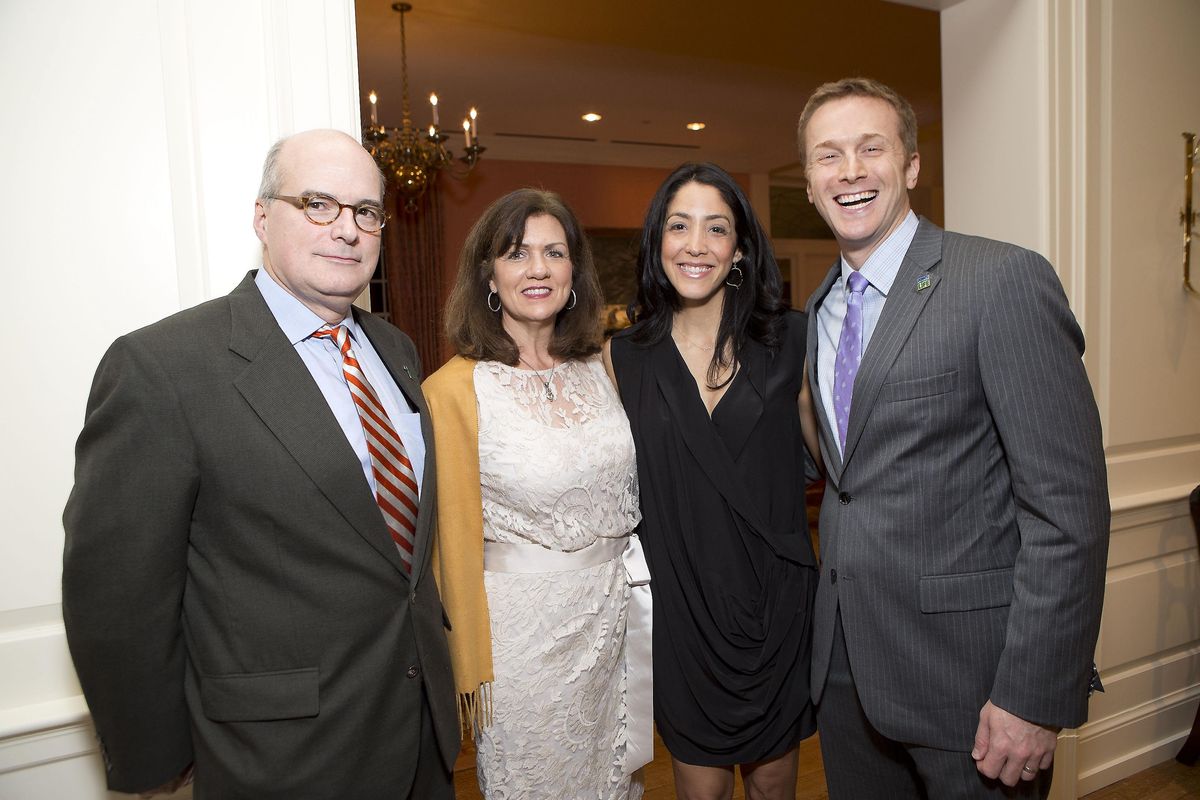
[798,78,1109,798]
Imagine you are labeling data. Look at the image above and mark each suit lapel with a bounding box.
[839,220,944,470]
[356,310,437,584]
[357,310,428,417]
[806,264,845,482]
[227,276,407,576]
[650,337,772,537]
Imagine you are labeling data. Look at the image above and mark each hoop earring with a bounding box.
[487,290,501,312]
[565,289,577,310]
[725,264,744,289]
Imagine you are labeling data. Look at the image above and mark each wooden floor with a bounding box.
[1079,757,1200,800]
[453,734,1200,799]
[453,733,826,799]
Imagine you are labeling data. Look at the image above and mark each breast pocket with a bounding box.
[880,369,957,403]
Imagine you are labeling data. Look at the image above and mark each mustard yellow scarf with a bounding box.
[422,355,493,736]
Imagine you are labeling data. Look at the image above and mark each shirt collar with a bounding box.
[838,210,920,297]
[254,268,361,346]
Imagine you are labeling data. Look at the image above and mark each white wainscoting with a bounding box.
[1074,493,1200,795]
[0,606,186,798]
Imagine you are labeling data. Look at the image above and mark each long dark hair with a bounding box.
[445,188,603,364]
[627,162,785,387]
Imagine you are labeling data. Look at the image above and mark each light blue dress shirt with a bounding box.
[255,269,425,496]
[816,211,919,455]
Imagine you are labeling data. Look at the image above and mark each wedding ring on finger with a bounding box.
[1022,765,1037,775]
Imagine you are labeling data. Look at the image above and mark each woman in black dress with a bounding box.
[602,162,820,799]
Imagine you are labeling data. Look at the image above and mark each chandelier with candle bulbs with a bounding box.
[363,2,484,212]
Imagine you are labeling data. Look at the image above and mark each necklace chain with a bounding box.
[517,355,558,401]
[673,328,715,352]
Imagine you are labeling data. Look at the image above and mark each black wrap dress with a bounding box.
[610,310,818,765]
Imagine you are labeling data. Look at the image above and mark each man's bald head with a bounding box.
[257,129,385,203]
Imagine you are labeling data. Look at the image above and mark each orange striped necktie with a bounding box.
[312,324,418,573]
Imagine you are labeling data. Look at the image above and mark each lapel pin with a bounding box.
[915,274,932,292]
[402,365,415,381]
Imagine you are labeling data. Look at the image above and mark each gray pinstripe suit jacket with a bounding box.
[805,219,1110,750]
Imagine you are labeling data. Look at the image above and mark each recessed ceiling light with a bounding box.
[686,122,706,131]
[582,112,602,123]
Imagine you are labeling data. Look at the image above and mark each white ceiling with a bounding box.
[354,0,943,176]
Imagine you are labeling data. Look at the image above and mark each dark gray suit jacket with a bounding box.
[62,271,458,798]
[806,219,1109,750]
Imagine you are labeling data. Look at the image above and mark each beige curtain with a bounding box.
[382,183,446,375]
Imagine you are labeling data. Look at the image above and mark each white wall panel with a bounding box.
[0,0,360,795]
[1099,556,1200,669]
[0,0,178,617]
[943,0,1200,795]
[941,0,1050,254]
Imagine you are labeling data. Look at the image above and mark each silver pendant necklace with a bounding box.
[518,355,558,401]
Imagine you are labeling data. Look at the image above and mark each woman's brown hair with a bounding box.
[444,188,603,364]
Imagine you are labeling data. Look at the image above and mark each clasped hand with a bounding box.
[972,700,1059,787]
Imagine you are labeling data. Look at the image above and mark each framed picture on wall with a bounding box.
[587,227,640,333]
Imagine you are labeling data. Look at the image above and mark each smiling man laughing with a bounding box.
[803,88,919,268]
[796,78,1110,800]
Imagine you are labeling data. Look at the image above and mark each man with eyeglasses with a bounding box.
[62,129,458,799]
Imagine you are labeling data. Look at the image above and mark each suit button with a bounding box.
[830,569,838,584]
[406,665,420,679]
[839,492,852,505]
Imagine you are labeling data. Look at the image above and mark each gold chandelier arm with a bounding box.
[394,2,412,125]
[366,3,484,211]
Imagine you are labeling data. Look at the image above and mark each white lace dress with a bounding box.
[474,356,643,800]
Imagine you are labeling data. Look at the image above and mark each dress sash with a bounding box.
[483,534,654,774]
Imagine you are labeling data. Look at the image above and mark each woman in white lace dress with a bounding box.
[424,189,652,800]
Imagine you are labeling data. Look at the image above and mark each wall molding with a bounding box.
[1077,689,1199,796]
[0,606,96,795]
[1081,486,1199,795]
[1106,437,1200,512]
[0,713,92,776]
[1110,494,1194,532]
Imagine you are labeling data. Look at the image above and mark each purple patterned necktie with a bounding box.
[834,270,870,448]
